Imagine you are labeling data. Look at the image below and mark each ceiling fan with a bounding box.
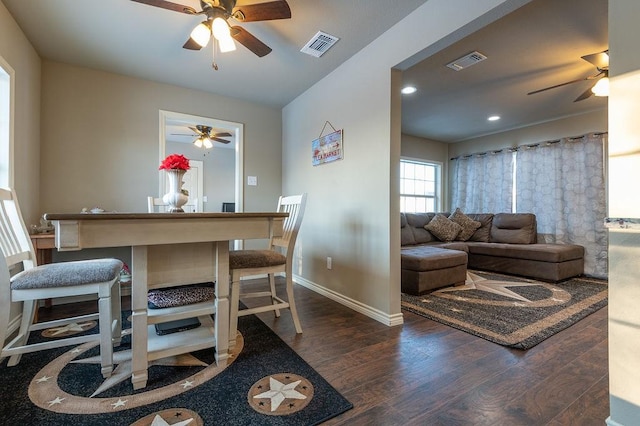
[131,0,291,58]
[173,125,232,148]
[527,50,609,102]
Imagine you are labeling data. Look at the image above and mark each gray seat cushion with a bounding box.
[229,250,286,269]
[11,258,123,290]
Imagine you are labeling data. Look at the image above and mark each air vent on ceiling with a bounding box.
[446,51,487,71]
[300,31,340,58]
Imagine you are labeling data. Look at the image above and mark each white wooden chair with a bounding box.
[147,196,198,213]
[0,188,122,377]
[228,194,307,343]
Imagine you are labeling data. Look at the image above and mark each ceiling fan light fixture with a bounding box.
[212,17,231,41]
[193,137,205,148]
[592,77,609,97]
[190,20,212,48]
[218,36,237,53]
[203,138,214,149]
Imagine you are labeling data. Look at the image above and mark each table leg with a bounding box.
[131,246,149,390]
[214,241,229,365]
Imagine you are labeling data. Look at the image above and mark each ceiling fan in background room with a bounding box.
[173,125,232,148]
[131,0,291,68]
[527,50,609,102]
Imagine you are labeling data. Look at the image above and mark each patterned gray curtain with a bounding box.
[516,134,608,278]
[450,150,514,214]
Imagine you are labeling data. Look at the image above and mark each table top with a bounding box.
[44,212,288,221]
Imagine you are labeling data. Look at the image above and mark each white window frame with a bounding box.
[400,157,442,213]
[0,56,14,188]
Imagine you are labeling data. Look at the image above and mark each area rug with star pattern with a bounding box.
[401,270,608,350]
[0,312,353,425]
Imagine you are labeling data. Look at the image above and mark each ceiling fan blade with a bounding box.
[130,0,197,15]
[188,126,204,134]
[230,26,272,57]
[211,137,231,144]
[232,1,291,22]
[171,133,199,136]
[183,37,203,50]
[212,132,232,137]
[581,50,609,69]
[527,77,590,95]
[574,82,599,102]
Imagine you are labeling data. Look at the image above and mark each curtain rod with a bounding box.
[449,131,607,161]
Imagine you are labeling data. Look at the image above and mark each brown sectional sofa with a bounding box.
[401,211,585,295]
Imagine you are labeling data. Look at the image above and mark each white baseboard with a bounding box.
[293,275,404,327]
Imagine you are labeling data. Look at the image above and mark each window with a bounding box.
[400,158,442,212]
[0,57,13,188]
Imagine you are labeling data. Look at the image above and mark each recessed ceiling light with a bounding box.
[401,86,417,95]
[487,115,501,121]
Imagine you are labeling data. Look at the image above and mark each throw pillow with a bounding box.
[424,214,462,242]
[449,208,482,241]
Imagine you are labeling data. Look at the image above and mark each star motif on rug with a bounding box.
[253,377,307,412]
[149,414,194,426]
[71,350,208,397]
[47,396,65,407]
[435,271,538,302]
[36,375,51,383]
[47,322,94,336]
[111,398,127,409]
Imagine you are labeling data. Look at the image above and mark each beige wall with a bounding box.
[0,1,41,225]
[282,0,527,322]
[39,61,282,216]
[607,0,640,424]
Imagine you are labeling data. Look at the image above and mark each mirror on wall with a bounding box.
[159,110,243,213]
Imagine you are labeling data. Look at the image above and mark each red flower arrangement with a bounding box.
[159,154,190,170]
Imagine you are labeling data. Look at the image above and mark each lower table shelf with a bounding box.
[146,314,215,362]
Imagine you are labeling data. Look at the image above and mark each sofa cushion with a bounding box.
[405,213,438,244]
[467,242,584,262]
[425,214,462,242]
[490,213,537,244]
[401,245,467,271]
[466,213,494,242]
[449,208,482,241]
[400,213,417,246]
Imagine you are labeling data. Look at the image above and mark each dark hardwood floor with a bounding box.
[38,277,609,425]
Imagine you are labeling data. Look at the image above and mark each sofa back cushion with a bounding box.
[466,213,494,242]
[400,213,417,246]
[490,213,537,244]
[404,213,438,244]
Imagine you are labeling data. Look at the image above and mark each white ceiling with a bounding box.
[2,0,608,143]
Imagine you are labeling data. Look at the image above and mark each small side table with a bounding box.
[29,233,55,309]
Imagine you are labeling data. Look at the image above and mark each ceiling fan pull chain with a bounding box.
[211,37,219,70]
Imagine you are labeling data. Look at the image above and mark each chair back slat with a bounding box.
[271,194,307,252]
[0,188,37,270]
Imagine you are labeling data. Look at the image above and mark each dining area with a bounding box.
[1,187,307,392]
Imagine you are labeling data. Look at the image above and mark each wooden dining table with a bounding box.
[44,212,287,390]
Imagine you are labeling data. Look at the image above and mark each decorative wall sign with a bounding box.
[312,121,343,166]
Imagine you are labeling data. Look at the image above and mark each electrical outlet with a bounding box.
[327,257,332,270]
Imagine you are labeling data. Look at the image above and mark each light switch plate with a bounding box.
[247,176,258,186]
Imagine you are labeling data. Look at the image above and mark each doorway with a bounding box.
[159,110,244,213]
